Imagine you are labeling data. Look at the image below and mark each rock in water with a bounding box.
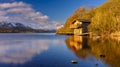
[95,63,99,66]
[100,54,105,58]
[71,60,78,64]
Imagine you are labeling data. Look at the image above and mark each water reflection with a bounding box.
[0,39,50,64]
[65,36,91,59]
[89,37,120,67]
[0,34,119,67]
[65,36,120,67]
[0,36,63,64]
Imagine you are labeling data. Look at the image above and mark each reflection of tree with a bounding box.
[65,36,91,59]
[66,36,120,67]
[89,38,120,67]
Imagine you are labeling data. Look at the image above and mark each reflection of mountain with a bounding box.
[66,36,120,67]
[0,22,56,33]
[0,34,64,64]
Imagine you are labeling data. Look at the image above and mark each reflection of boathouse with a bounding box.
[70,19,91,35]
[66,36,89,51]
[65,36,90,59]
[66,36,120,67]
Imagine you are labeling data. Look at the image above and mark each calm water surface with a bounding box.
[0,33,119,67]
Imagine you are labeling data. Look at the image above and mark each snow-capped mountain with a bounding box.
[0,22,56,33]
[0,22,32,29]
[0,21,63,33]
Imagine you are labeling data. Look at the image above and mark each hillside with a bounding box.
[56,0,120,35]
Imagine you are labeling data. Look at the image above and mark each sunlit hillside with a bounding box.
[56,0,120,36]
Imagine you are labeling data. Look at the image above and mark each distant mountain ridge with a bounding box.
[0,22,56,33]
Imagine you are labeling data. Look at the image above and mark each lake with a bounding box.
[0,33,119,67]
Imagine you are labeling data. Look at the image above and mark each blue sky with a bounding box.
[24,0,106,22]
[0,0,106,29]
[0,0,106,23]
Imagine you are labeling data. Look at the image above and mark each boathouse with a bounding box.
[70,19,91,35]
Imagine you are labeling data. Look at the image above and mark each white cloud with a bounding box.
[0,2,61,29]
[0,2,28,9]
